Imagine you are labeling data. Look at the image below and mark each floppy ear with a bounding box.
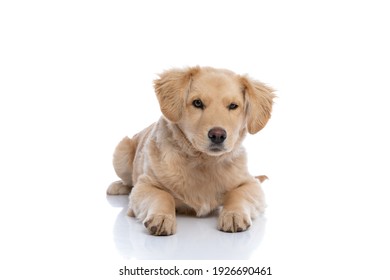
[240,76,275,134]
[154,67,200,123]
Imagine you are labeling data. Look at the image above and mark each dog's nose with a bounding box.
[208,127,227,144]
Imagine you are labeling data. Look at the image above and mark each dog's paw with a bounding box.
[106,181,132,195]
[218,211,251,233]
[143,214,176,236]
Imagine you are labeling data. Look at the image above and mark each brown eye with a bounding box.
[228,103,238,110]
[192,99,204,109]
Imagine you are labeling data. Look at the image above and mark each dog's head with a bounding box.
[154,66,275,156]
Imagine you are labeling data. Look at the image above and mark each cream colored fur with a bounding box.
[107,66,275,235]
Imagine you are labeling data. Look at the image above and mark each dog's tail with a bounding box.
[255,175,269,183]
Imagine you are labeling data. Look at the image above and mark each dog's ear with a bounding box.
[240,76,275,134]
[154,67,200,123]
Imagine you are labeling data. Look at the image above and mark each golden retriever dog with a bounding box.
[107,66,275,236]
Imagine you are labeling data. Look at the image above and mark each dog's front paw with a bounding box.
[143,214,176,236]
[218,211,251,233]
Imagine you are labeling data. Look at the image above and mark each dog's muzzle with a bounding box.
[208,127,226,144]
[208,127,227,153]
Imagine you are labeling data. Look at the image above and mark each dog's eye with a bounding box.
[192,99,204,109]
[228,103,238,110]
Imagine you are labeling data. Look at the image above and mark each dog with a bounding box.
[107,66,275,236]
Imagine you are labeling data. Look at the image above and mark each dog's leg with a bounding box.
[107,136,135,195]
[218,178,265,233]
[107,180,132,195]
[128,175,176,236]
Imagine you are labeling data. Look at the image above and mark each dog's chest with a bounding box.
[156,155,240,216]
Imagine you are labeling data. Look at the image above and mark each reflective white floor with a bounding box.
[106,195,266,260]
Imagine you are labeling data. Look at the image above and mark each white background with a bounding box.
[1,0,389,279]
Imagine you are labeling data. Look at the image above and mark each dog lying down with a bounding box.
[107,66,275,236]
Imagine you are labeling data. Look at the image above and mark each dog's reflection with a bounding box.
[107,195,266,260]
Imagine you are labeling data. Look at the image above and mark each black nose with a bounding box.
[208,127,227,144]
